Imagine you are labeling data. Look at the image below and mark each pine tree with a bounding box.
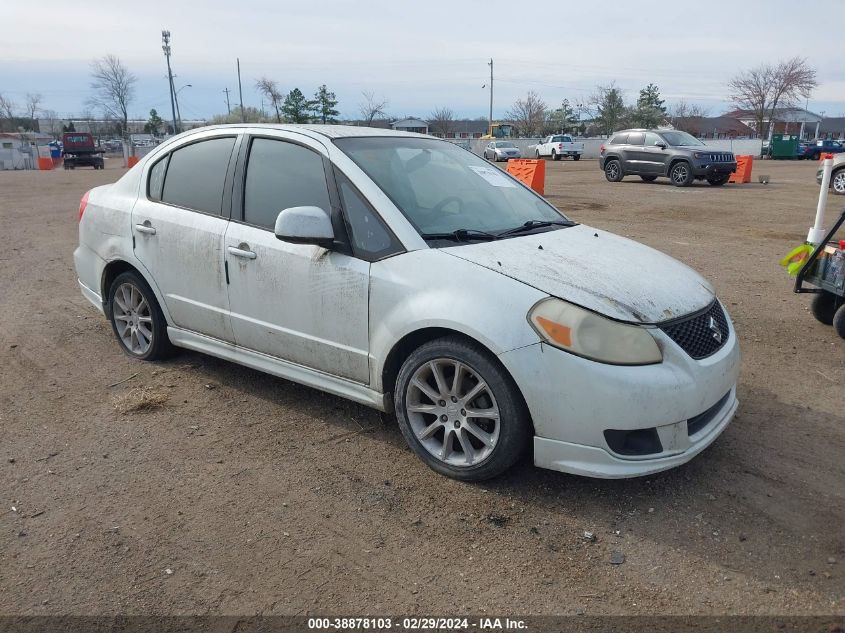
[313,85,339,124]
[282,88,314,123]
[633,83,667,128]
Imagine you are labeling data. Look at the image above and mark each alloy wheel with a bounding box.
[112,282,154,355]
[832,171,845,194]
[405,358,500,467]
[606,162,620,180]
[671,163,689,184]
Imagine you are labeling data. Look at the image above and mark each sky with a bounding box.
[2,0,845,124]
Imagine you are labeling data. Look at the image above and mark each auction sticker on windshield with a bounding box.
[468,165,516,188]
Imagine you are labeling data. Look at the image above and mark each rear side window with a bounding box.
[243,138,331,230]
[337,173,401,260]
[147,155,169,201]
[552,136,563,143]
[626,132,645,145]
[609,134,628,145]
[161,137,236,214]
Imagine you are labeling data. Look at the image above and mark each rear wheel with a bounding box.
[535,149,540,158]
[834,303,845,340]
[604,159,623,182]
[394,337,530,481]
[552,149,560,161]
[831,169,845,195]
[707,174,730,186]
[640,175,657,182]
[108,271,175,361]
[669,161,694,187]
[811,292,839,325]
[572,154,580,161]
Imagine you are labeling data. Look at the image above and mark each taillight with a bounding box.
[558,143,563,149]
[78,190,90,222]
[600,144,605,154]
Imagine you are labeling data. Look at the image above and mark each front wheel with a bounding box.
[108,271,175,361]
[669,161,694,187]
[834,303,845,340]
[604,159,623,182]
[707,174,730,186]
[831,169,845,195]
[535,149,540,158]
[394,337,530,481]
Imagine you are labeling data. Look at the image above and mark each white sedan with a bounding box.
[74,124,739,481]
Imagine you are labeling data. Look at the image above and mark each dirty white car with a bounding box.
[74,125,739,481]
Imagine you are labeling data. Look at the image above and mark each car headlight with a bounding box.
[528,298,662,365]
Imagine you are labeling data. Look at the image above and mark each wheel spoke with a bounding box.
[408,403,437,414]
[451,361,464,395]
[440,428,454,460]
[113,313,130,322]
[462,379,488,404]
[135,326,149,348]
[465,407,499,420]
[411,377,440,403]
[456,429,475,464]
[429,361,448,397]
[465,421,494,447]
[417,420,441,440]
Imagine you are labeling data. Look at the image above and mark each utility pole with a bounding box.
[488,58,494,127]
[162,30,178,135]
[237,58,245,123]
[223,88,231,115]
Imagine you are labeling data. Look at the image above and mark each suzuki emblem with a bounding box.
[708,316,723,344]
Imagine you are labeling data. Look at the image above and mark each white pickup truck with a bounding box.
[535,134,584,161]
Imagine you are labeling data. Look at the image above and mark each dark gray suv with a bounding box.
[599,129,737,187]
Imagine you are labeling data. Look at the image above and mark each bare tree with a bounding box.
[42,109,62,139]
[255,77,283,123]
[728,57,817,139]
[89,55,137,138]
[0,93,16,132]
[668,99,712,133]
[505,90,547,137]
[25,93,42,126]
[359,90,389,125]
[428,106,454,136]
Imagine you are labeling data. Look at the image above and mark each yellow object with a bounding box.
[780,244,814,276]
[481,122,515,139]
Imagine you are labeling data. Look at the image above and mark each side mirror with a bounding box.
[655,141,667,149]
[274,206,334,249]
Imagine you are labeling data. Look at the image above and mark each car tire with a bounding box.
[107,271,175,361]
[640,175,658,182]
[572,154,580,161]
[669,161,694,187]
[831,169,845,195]
[535,149,540,158]
[394,336,530,481]
[833,303,845,340]
[604,159,623,182]
[552,150,560,161]
[707,174,730,186]
[811,291,839,325]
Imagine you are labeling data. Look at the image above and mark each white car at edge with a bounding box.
[74,124,740,481]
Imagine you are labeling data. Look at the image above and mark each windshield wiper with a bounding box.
[496,219,577,237]
[420,228,500,242]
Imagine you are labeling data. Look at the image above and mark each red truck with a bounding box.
[62,132,104,170]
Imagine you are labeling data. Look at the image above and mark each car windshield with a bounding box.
[495,142,516,148]
[335,137,569,236]
[660,131,705,147]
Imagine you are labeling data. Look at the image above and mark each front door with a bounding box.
[224,135,370,383]
[641,132,670,175]
[131,135,238,342]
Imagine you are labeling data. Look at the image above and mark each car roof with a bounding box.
[180,123,429,141]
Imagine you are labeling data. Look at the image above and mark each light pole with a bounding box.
[175,84,192,133]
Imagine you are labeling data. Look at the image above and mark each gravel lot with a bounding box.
[1,157,843,616]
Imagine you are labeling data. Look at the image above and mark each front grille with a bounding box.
[660,301,730,360]
[707,153,734,162]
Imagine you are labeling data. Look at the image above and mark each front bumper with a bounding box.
[498,308,740,478]
[693,162,737,177]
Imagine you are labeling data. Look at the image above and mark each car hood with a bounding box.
[443,224,715,323]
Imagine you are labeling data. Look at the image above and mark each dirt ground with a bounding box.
[0,157,843,617]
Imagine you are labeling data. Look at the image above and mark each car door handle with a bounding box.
[227,245,257,260]
[134,223,156,235]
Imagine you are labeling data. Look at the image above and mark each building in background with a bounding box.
[0,132,53,170]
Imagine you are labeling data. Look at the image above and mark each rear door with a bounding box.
[131,133,239,342]
[622,131,646,173]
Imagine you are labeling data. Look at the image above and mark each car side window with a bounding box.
[243,138,332,230]
[147,155,169,201]
[644,132,662,146]
[336,173,401,260]
[160,137,236,214]
[627,132,645,146]
[610,134,628,145]
[552,136,563,143]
